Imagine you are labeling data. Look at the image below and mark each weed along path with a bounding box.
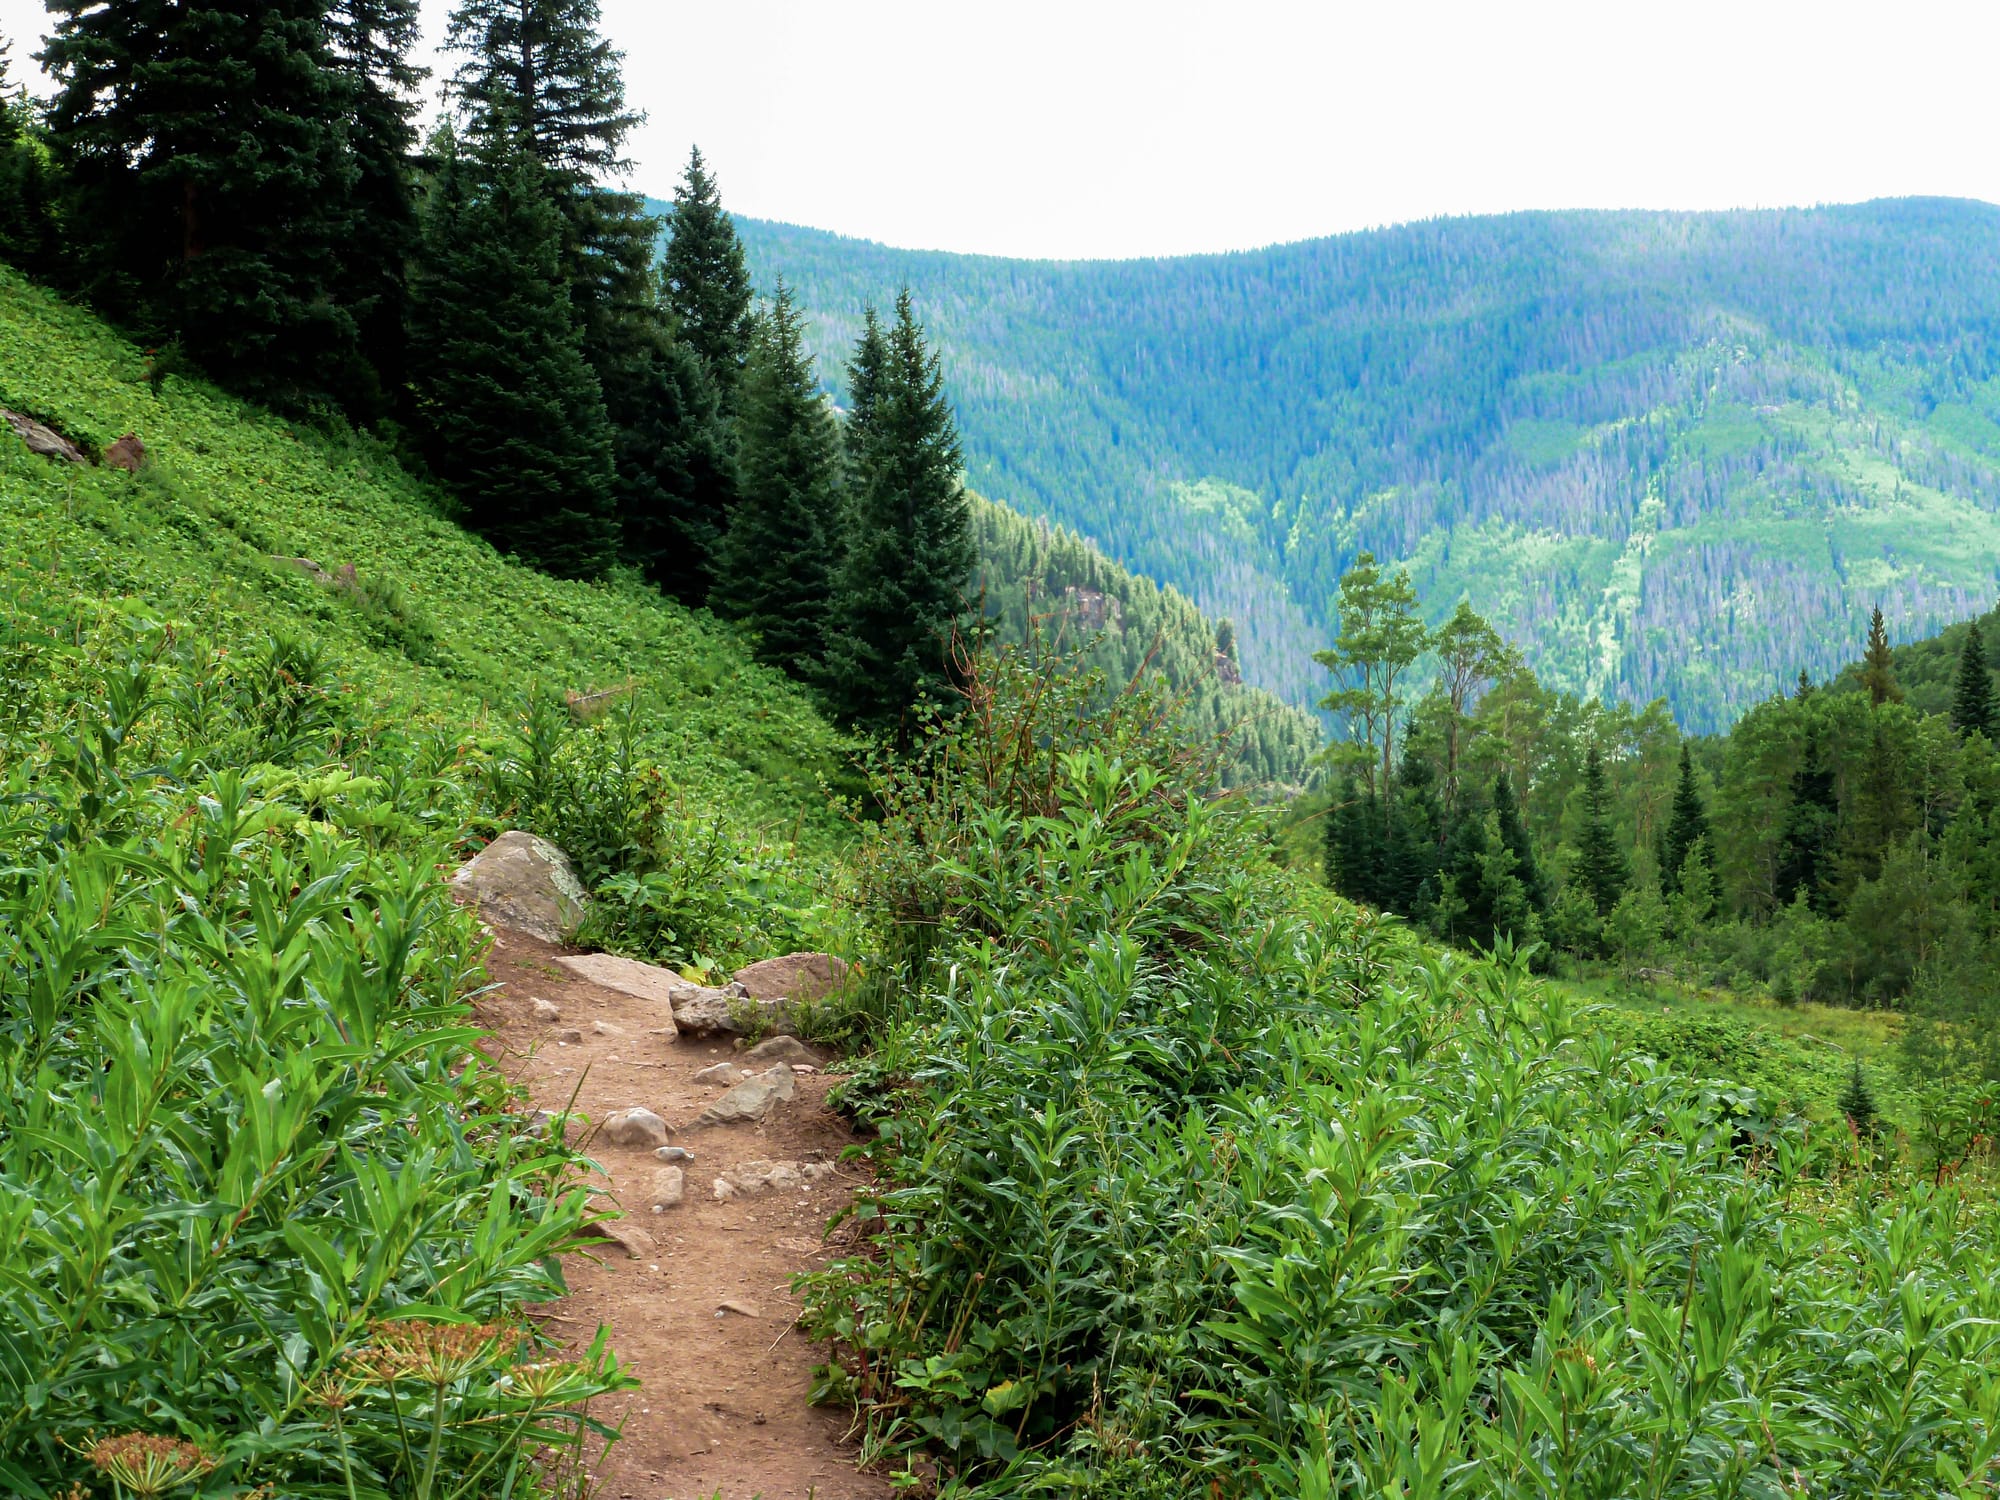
[471,922,892,1500]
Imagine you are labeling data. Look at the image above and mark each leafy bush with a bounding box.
[803,638,2000,1497]
[0,620,628,1496]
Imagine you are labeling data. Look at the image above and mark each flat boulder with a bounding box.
[555,953,682,1041]
[450,832,587,944]
[3,407,86,464]
[692,1063,795,1128]
[669,979,798,1038]
[731,952,850,1004]
[739,1034,825,1069]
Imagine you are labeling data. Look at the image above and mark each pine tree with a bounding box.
[825,290,975,741]
[324,0,425,403]
[661,146,754,405]
[1573,744,1630,916]
[1658,743,1710,897]
[608,325,733,603]
[42,0,367,404]
[844,304,889,474]
[1861,606,1903,706]
[1952,620,1997,740]
[1836,1060,1878,1141]
[1491,768,1547,911]
[1795,669,1815,700]
[407,133,616,579]
[445,0,639,189]
[1775,725,1838,914]
[713,283,842,675]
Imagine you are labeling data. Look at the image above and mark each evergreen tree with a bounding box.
[1775,726,1838,914]
[0,34,56,274]
[825,291,975,740]
[1861,606,1903,706]
[713,284,842,675]
[608,325,733,603]
[324,0,426,402]
[407,133,616,579]
[1795,669,1815,700]
[1658,743,1710,897]
[1491,768,1547,911]
[1836,1060,1879,1141]
[445,0,639,188]
[661,146,754,404]
[844,304,889,472]
[42,0,366,404]
[1573,744,1630,916]
[1951,621,1997,740]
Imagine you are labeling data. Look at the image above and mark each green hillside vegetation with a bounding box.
[738,201,2000,730]
[969,495,1323,789]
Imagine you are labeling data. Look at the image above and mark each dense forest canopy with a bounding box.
[729,199,2000,731]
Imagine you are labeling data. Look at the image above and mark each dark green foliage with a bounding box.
[1775,725,1839,913]
[742,202,2000,730]
[444,0,639,188]
[42,0,370,406]
[661,147,753,404]
[1573,744,1630,915]
[1837,1059,1879,1139]
[1952,619,1996,739]
[1491,767,1546,911]
[1862,605,1903,706]
[713,284,841,675]
[0,40,57,275]
[825,291,975,740]
[406,134,616,579]
[606,320,733,602]
[1326,776,1439,917]
[1659,742,1710,895]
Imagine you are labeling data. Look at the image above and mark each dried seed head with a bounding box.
[346,1320,511,1384]
[504,1358,587,1402]
[85,1433,218,1496]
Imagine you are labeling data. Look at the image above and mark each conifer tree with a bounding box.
[1492,768,1546,911]
[1836,1060,1878,1141]
[713,284,842,675]
[1775,726,1838,913]
[609,324,733,602]
[407,132,616,579]
[1659,743,1710,897]
[42,0,366,404]
[1573,744,1630,916]
[825,291,975,740]
[661,146,754,404]
[844,305,889,473]
[1861,606,1903,706]
[445,0,639,188]
[1952,621,1997,740]
[0,35,56,274]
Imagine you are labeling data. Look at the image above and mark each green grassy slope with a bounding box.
[730,199,2000,731]
[0,263,849,838]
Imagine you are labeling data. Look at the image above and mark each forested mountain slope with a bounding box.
[730,199,2000,731]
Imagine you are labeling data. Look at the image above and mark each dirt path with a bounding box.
[474,927,892,1500]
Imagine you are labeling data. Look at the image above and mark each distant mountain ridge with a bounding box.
[678,197,2000,732]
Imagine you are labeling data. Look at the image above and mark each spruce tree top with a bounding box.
[1952,620,1997,740]
[445,0,640,186]
[1861,606,1903,706]
[1661,741,1711,892]
[1574,744,1630,916]
[663,145,753,398]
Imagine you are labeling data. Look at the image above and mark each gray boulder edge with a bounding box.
[450,831,588,944]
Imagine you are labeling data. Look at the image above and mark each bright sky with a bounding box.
[3,0,1997,259]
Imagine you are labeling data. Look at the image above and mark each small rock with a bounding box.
[739,1034,825,1069]
[552,1026,583,1044]
[711,1178,736,1202]
[654,1145,695,1162]
[593,1221,655,1260]
[450,832,589,944]
[103,432,145,472]
[716,1299,761,1318]
[600,1108,669,1148]
[530,997,562,1022]
[692,1061,747,1085]
[647,1166,684,1211]
[718,1158,804,1195]
[592,1019,623,1036]
[692,1063,796,1128]
[731,952,850,1003]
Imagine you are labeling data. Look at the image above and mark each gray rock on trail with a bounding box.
[450,832,588,944]
[601,1107,670,1148]
[731,952,850,1004]
[647,1166,685,1211]
[693,1063,796,1128]
[551,1027,583,1045]
[666,979,759,1037]
[712,1158,836,1199]
[692,1061,748,1085]
[593,1221,656,1261]
[530,997,562,1022]
[552,953,681,1041]
[654,1145,695,1163]
[739,1034,825,1069]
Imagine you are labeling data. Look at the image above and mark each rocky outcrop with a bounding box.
[450,832,588,944]
[730,952,849,1005]
[4,408,86,464]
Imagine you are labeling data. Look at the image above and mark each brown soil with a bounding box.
[474,926,893,1500]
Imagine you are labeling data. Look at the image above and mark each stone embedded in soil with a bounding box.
[592,1221,656,1260]
[667,980,776,1037]
[738,1034,825,1069]
[552,1027,583,1044]
[654,1145,695,1162]
[692,1061,747,1085]
[450,831,588,944]
[692,1063,796,1128]
[713,1158,837,1198]
[601,1107,670,1148]
[553,953,683,1041]
[530,996,562,1022]
[716,1299,762,1318]
[647,1166,685,1210]
[731,952,850,1003]
[591,1019,623,1036]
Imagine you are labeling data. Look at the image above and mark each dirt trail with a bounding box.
[474,927,892,1500]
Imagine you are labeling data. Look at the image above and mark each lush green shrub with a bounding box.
[0,620,627,1497]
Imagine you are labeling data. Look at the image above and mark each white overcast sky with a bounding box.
[2,0,1996,259]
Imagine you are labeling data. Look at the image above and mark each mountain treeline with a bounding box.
[740,204,2000,731]
[0,4,973,743]
[1320,553,2000,1146]
[969,496,1323,789]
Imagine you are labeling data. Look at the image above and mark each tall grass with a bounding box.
[804,637,2000,1497]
